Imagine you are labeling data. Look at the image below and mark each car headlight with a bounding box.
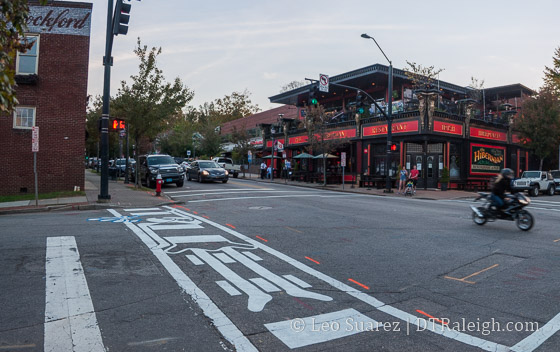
[176,167,182,172]
[149,167,158,173]
[202,170,209,176]
[224,170,229,176]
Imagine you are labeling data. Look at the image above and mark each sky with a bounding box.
[66,0,560,111]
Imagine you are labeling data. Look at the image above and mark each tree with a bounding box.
[0,0,47,112]
[280,80,305,93]
[213,89,260,123]
[112,38,194,186]
[403,61,444,91]
[513,87,560,170]
[230,125,254,174]
[467,76,485,102]
[544,46,560,95]
[304,104,345,186]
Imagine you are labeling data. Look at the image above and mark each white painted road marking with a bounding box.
[283,274,312,288]
[165,188,274,194]
[186,254,204,266]
[243,251,263,261]
[107,209,258,352]
[171,190,314,198]
[214,252,236,264]
[187,194,353,203]
[265,308,378,349]
[510,311,560,352]
[164,206,512,352]
[44,236,105,352]
[249,278,281,293]
[216,280,242,296]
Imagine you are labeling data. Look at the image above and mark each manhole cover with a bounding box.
[248,206,272,210]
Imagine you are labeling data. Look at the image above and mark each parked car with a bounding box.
[111,158,135,177]
[550,170,560,193]
[138,154,184,188]
[211,157,240,178]
[180,161,191,172]
[512,170,555,196]
[186,160,228,183]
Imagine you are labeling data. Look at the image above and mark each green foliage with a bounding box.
[112,38,194,155]
[0,0,47,112]
[440,167,450,183]
[514,87,560,169]
[544,46,560,95]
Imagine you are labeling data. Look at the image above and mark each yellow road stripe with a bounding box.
[229,180,269,189]
[554,239,560,242]
[285,226,303,234]
[0,344,36,350]
[443,276,475,284]
[461,264,499,281]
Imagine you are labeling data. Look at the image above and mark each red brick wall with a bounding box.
[0,2,91,196]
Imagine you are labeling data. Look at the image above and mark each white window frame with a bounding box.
[16,34,40,75]
[13,107,36,129]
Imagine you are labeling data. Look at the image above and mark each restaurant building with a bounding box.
[264,64,536,189]
[0,1,92,195]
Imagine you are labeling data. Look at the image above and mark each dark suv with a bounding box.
[138,154,184,188]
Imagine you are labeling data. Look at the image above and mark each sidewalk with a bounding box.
[0,170,179,215]
[240,172,476,201]
[0,170,477,215]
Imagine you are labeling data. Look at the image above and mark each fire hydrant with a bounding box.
[155,174,163,196]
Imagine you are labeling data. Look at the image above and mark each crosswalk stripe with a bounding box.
[44,236,105,352]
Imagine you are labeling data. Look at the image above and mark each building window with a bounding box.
[16,35,39,75]
[13,107,36,129]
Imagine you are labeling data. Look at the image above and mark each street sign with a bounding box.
[32,126,39,152]
[277,141,284,151]
[319,74,329,93]
[341,152,346,167]
[187,150,191,157]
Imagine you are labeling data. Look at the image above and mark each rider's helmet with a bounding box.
[500,168,514,179]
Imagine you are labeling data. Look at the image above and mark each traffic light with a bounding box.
[356,91,366,114]
[111,118,126,130]
[389,143,399,152]
[113,0,131,36]
[308,85,319,106]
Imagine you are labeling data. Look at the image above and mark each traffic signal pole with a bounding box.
[98,0,114,201]
[98,0,132,201]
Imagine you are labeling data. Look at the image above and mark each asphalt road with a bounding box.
[1,178,559,351]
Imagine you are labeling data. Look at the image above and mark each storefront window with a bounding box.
[449,143,461,179]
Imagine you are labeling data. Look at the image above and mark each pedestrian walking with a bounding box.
[260,161,267,179]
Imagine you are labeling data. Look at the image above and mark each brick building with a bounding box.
[0,1,92,195]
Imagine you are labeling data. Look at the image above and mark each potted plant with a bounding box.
[440,166,450,191]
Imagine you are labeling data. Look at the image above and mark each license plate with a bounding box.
[166,178,172,182]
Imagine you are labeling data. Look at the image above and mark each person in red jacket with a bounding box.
[409,164,419,194]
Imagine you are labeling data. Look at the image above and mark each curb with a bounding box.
[0,200,185,216]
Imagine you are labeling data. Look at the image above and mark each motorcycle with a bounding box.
[471,192,534,231]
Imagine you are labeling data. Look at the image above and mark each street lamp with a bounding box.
[361,33,393,193]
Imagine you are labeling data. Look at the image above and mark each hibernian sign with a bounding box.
[470,143,505,175]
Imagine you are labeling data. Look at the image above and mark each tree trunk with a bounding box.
[135,135,140,188]
[540,157,544,171]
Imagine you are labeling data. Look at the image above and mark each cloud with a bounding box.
[262,72,278,80]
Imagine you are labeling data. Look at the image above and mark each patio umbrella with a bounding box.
[293,153,314,159]
[262,155,282,159]
[313,153,338,159]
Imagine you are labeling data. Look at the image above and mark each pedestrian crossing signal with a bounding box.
[112,119,125,130]
[390,143,399,152]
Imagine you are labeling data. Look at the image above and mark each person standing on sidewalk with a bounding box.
[398,166,408,194]
[409,164,419,194]
[260,161,267,179]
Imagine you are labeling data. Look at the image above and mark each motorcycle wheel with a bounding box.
[516,210,534,231]
[472,209,487,225]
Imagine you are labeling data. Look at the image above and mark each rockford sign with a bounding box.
[470,144,505,175]
[27,5,92,36]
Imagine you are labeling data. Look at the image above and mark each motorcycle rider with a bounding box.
[490,168,515,214]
